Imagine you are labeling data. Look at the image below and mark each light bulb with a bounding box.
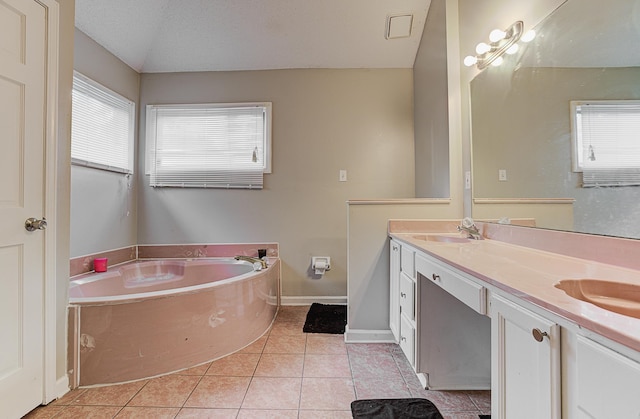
[505,44,519,55]
[489,29,506,43]
[521,29,536,43]
[491,56,504,67]
[463,55,478,67]
[475,42,491,55]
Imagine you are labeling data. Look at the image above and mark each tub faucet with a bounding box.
[457,217,483,240]
[234,255,268,270]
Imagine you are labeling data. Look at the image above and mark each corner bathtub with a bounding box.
[67,258,279,387]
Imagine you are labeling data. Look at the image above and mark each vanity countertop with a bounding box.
[389,222,640,353]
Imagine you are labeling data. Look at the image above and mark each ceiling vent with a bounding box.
[386,14,413,39]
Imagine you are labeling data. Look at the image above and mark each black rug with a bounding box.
[302,303,347,334]
[479,416,491,419]
[351,398,444,419]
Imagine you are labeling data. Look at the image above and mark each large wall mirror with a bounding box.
[471,0,640,239]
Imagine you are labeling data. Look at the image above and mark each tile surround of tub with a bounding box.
[137,243,278,259]
[69,243,279,277]
[69,246,137,277]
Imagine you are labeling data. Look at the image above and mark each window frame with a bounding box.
[71,71,135,174]
[570,100,640,187]
[145,102,272,188]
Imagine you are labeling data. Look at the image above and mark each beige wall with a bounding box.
[414,0,450,198]
[70,29,140,257]
[138,69,415,299]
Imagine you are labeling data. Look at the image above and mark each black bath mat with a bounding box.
[302,303,347,334]
[479,416,491,419]
[351,398,444,419]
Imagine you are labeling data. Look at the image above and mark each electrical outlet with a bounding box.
[339,170,347,182]
[498,169,507,181]
[465,171,471,189]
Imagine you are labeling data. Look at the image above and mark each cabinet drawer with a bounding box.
[400,272,415,321]
[400,245,415,279]
[416,254,486,314]
[400,314,415,367]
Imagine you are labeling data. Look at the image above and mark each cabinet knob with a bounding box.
[400,292,406,298]
[431,273,440,281]
[401,336,407,342]
[532,328,548,342]
[393,245,398,251]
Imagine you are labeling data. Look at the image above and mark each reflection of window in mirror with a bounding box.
[571,100,640,187]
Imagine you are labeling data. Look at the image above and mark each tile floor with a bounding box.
[25,306,490,419]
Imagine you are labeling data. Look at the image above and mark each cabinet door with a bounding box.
[389,240,401,342]
[400,313,416,367]
[491,295,561,419]
[576,336,640,418]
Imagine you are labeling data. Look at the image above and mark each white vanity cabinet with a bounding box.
[490,294,561,419]
[574,335,640,418]
[389,239,400,342]
[389,239,418,367]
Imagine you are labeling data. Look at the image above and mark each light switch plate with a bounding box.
[498,169,507,181]
[339,170,347,182]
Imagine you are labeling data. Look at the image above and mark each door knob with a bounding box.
[532,328,548,342]
[25,217,47,231]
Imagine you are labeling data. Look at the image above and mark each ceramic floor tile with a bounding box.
[298,410,353,419]
[237,335,268,354]
[441,413,485,419]
[349,353,403,379]
[206,353,261,376]
[52,405,122,418]
[299,377,355,410]
[346,343,395,356]
[303,354,351,378]
[127,375,200,407]
[422,390,478,412]
[115,406,180,418]
[305,334,347,354]
[174,362,211,376]
[269,321,306,336]
[22,405,65,419]
[184,376,251,409]
[254,353,304,377]
[49,388,87,405]
[352,376,412,399]
[275,306,310,323]
[72,381,148,406]
[241,377,302,410]
[262,334,307,354]
[465,390,491,411]
[236,409,299,418]
[176,407,239,418]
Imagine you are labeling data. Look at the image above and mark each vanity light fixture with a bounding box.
[464,21,530,70]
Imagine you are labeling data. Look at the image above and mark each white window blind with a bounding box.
[571,100,640,187]
[71,72,135,174]
[147,103,271,189]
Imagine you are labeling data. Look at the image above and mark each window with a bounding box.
[146,102,271,189]
[71,72,135,173]
[571,100,640,187]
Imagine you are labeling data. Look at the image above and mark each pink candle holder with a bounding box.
[94,257,108,272]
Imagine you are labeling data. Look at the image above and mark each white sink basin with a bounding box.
[412,234,471,244]
[555,279,640,319]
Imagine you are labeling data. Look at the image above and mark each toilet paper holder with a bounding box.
[311,256,331,275]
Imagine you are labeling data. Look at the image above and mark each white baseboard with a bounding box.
[344,325,396,343]
[280,296,347,306]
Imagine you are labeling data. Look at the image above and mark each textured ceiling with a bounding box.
[75,0,432,73]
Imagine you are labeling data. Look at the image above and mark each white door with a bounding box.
[0,0,47,417]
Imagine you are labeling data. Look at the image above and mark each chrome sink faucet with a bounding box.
[234,255,268,270]
[457,217,483,240]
